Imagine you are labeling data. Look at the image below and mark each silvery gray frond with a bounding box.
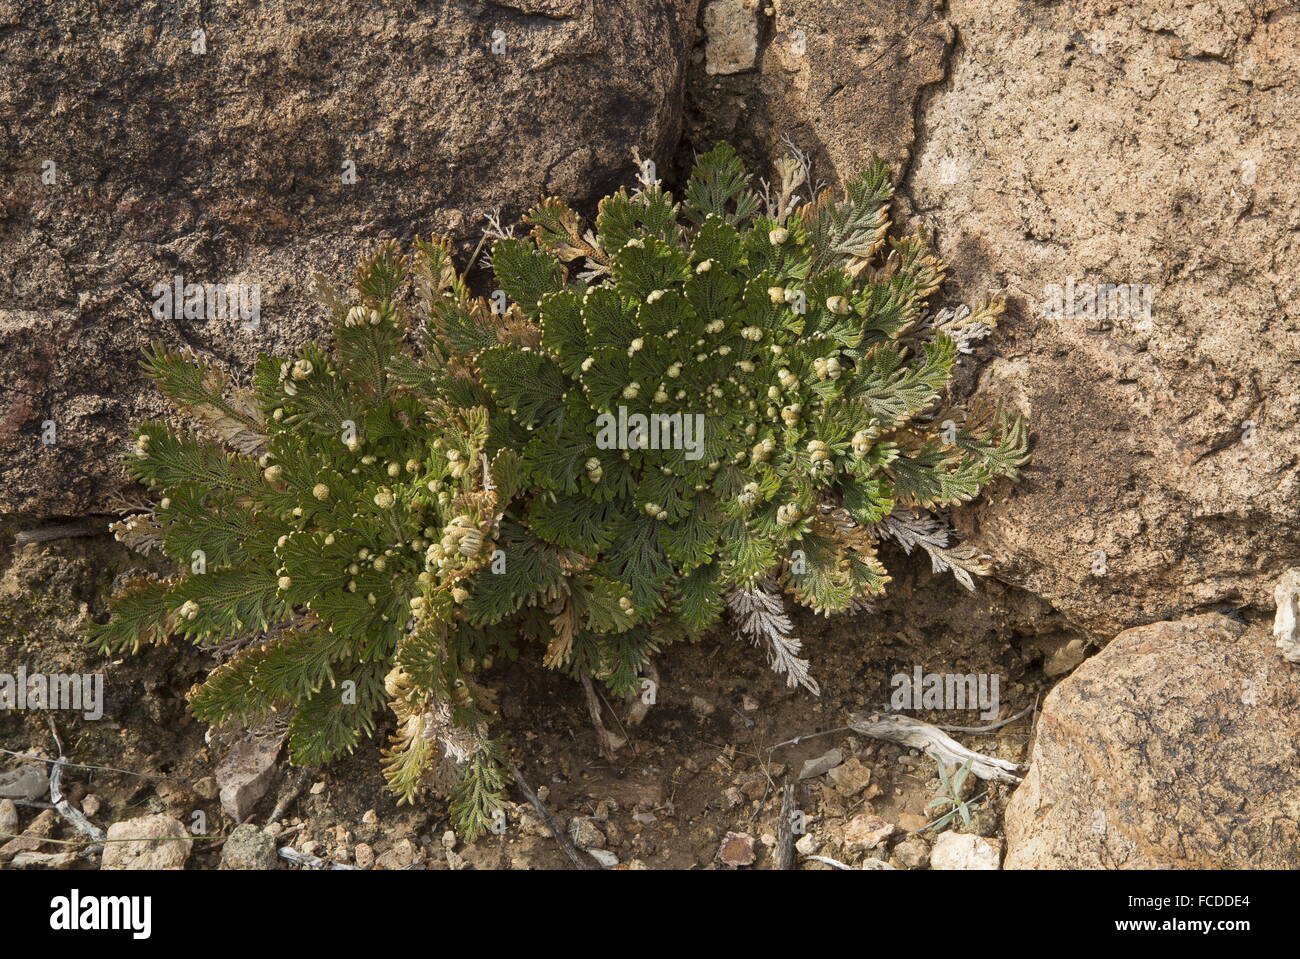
[918,303,994,354]
[726,578,821,695]
[871,508,990,592]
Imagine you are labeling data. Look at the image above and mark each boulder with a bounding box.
[694,0,1300,637]
[1005,614,1300,868]
[909,0,1300,637]
[0,0,698,519]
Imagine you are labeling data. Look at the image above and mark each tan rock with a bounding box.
[931,832,1000,870]
[843,814,895,850]
[101,814,192,870]
[1006,614,1300,868]
[374,838,423,871]
[827,757,872,796]
[704,0,759,75]
[0,808,57,862]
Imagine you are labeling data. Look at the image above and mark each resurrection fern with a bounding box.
[433,142,1026,694]
[89,248,515,837]
[88,143,1026,838]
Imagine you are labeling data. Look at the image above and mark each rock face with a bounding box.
[689,0,1300,636]
[1004,614,1300,869]
[909,0,1300,637]
[101,813,193,869]
[0,0,698,519]
[754,0,953,174]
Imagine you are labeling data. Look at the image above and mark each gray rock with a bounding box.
[798,748,843,780]
[216,731,284,822]
[0,763,47,801]
[101,814,192,870]
[219,823,279,870]
[567,816,606,850]
[586,848,619,868]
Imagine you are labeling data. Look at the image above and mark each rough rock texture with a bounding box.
[684,0,1300,638]
[911,0,1300,637]
[703,0,760,75]
[1005,614,1300,869]
[219,822,280,870]
[0,0,698,520]
[1273,568,1300,662]
[756,0,952,174]
[215,729,284,821]
[101,813,193,869]
[930,831,1000,870]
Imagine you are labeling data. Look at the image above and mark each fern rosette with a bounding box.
[89,143,1026,838]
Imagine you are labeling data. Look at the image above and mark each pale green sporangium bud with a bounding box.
[768,287,785,304]
[134,433,150,457]
[345,305,368,327]
[263,464,283,483]
[622,382,641,399]
[741,326,762,341]
[646,289,663,303]
[374,488,396,509]
[826,295,851,315]
[852,430,871,456]
[696,259,713,273]
[292,359,313,380]
[313,483,330,501]
[769,227,789,245]
[776,503,802,526]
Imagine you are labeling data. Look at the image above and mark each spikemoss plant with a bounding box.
[89,143,1027,837]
